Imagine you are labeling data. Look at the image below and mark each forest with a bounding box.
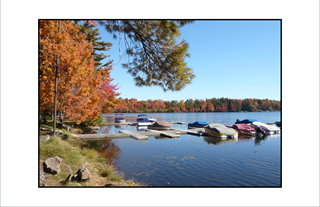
[114,97,280,113]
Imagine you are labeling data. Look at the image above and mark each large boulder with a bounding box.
[72,167,91,182]
[43,156,63,174]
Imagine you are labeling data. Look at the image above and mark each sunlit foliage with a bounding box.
[39,20,120,124]
[114,98,280,113]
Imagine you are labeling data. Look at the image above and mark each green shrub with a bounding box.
[81,148,99,160]
[62,134,69,140]
[100,166,114,177]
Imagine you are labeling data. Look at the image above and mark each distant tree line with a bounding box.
[114,98,281,113]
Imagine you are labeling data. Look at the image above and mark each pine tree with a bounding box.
[98,20,195,92]
[74,21,113,69]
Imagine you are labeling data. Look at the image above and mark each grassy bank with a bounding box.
[39,125,140,187]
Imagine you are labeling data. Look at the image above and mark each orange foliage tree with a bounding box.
[39,20,119,124]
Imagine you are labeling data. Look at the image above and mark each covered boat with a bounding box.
[235,119,261,124]
[188,121,209,129]
[136,114,152,126]
[274,121,281,127]
[114,113,125,123]
[204,123,238,139]
[148,121,172,130]
[230,123,256,136]
[148,117,157,123]
[250,122,281,135]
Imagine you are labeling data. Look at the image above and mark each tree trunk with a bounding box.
[60,111,64,124]
[53,20,61,135]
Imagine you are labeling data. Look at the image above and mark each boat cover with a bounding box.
[235,119,260,124]
[205,123,237,135]
[138,114,148,117]
[137,117,149,121]
[232,124,256,132]
[275,121,281,127]
[189,121,209,125]
[150,121,172,128]
[251,122,280,131]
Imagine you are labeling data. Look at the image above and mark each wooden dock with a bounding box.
[146,129,180,138]
[73,128,207,141]
[100,121,186,126]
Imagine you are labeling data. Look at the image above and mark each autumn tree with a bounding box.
[39,20,119,124]
[98,20,195,92]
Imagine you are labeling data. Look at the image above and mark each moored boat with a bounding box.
[188,121,209,129]
[148,121,172,130]
[250,122,281,135]
[137,114,152,126]
[235,119,261,124]
[204,123,238,139]
[148,117,157,123]
[114,113,125,123]
[274,121,281,127]
[230,123,256,136]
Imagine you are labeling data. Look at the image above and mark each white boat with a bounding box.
[250,122,281,135]
[136,114,152,126]
[148,117,157,123]
[114,114,125,123]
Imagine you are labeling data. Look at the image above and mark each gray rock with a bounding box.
[73,167,91,182]
[43,156,63,174]
[40,135,50,142]
[39,169,47,180]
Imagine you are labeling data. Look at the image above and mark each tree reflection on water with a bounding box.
[84,139,122,165]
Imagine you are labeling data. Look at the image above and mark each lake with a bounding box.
[88,112,281,187]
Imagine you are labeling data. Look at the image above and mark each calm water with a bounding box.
[89,112,281,187]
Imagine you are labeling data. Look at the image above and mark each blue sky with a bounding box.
[97,20,281,101]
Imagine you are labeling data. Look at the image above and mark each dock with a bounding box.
[146,129,180,138]
[100,121,186,126]
[119,130,149,140]
[74,128,207,141]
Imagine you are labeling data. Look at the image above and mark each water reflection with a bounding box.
[115,125,125,129]
[136,126,148,131]
[98,112,280,186]
[204,136,238,145]
[254,134,280,146]
[85,139,122,165]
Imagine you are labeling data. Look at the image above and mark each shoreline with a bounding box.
[39,124,141,187]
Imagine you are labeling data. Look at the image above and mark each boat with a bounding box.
[148,121,172,130]
[204,123,238,139]
[148,117,157,123]
[114,113,125,123]
[235,119,261,124]
[250,122,281,135]
[187,121,209,129]
[136,114,152,126]
[229,123,256,137]
[274,121,281,127]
